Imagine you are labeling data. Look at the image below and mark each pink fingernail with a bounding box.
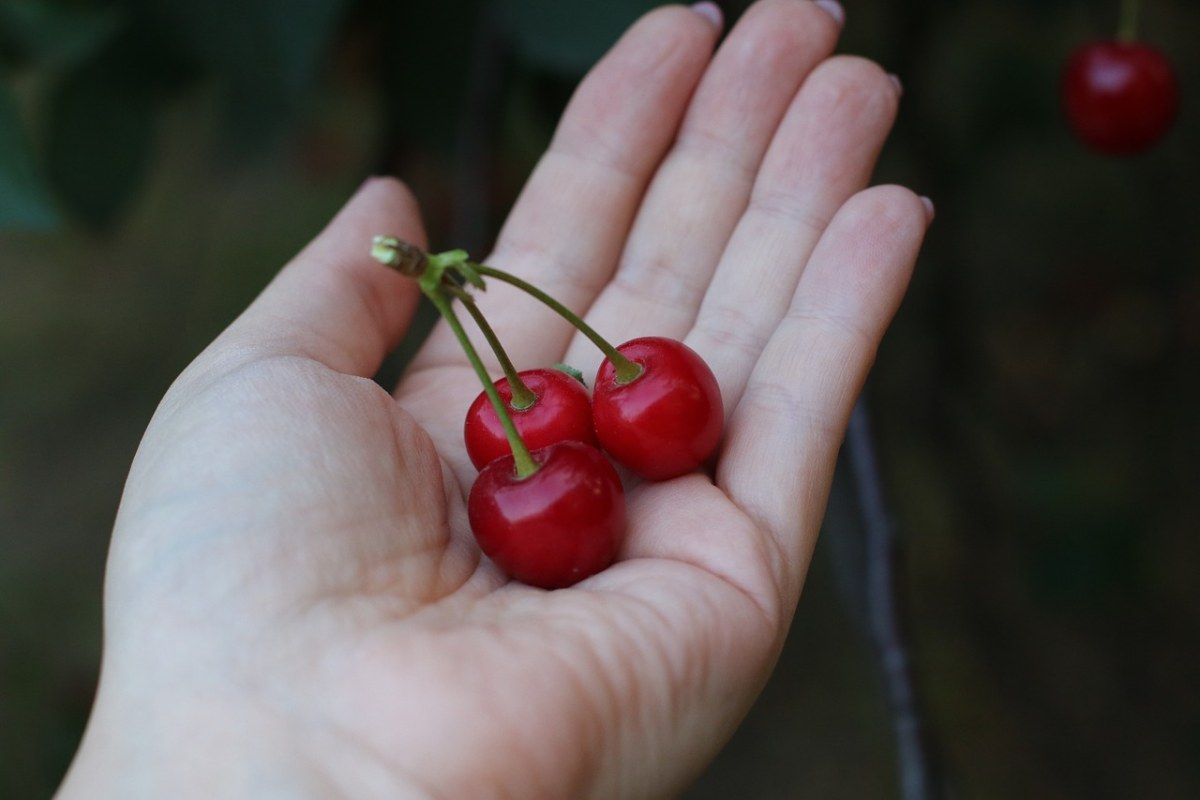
[690,2,723,30]
[814,0,845,28]
[920,196,936,222]
[889,73,903,95]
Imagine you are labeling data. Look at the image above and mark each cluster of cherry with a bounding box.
[372,238,723,589]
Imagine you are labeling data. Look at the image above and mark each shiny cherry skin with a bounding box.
[1062,40,1179,155]
[592,337,723,481]
[464,368,597,470]
[467,440,626,589]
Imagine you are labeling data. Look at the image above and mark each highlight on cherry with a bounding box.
[370,236,724,589]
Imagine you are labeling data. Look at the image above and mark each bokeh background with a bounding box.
[2,0,1198,797]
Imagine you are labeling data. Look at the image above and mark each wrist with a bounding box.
[55,677,431,800]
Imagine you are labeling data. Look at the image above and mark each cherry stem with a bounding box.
[1118,0,1140,41]
[446,285,537,410]
[422,287,539,479]
[471,263,644,384]
[371,238,539,479]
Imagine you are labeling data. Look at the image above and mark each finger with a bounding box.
[221,177,427,377]
[684,56,902,407]
[565,0,843,363]
[408,4,720,374]
[719,185,931,595]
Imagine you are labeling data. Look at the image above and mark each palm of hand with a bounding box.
[110,354,767,798]
[67,3,930,799]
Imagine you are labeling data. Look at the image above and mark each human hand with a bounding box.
[57,1,931,798]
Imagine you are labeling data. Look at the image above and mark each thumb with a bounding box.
[225,176,428,377]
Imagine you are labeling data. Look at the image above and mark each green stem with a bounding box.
[473,263,644,384]
[1117,0,1140,41]
[447,286,537,409]
[423,288,538,479]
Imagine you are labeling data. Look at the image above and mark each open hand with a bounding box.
[58,2,931,798]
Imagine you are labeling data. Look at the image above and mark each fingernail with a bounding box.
[358,174,392,192]
[920,196,936,222]
[889,73,903,95]
[813,0,845,28]
[690,2,723,30]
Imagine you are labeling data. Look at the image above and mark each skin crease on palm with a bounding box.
[55,2,932,799]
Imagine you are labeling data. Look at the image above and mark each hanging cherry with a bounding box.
[1061,0,1179,155]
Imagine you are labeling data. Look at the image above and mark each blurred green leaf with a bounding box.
[147,0,348,147]
[0,82,59,231]
[496,0,658,76]
[0,0,123,70]
[44,53,156,229]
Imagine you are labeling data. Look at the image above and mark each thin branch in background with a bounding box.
[846,397,946,800]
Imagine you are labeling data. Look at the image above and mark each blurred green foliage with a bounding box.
[2,0,1198,797]
[0,80,58,228]
[0,0,669,232]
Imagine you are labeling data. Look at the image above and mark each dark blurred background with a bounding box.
[2,0,1197,797]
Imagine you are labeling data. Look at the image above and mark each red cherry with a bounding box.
[1062,39,1179,155]
[467,441,626,589]
[592,337,723,481]
[464,368,597,470]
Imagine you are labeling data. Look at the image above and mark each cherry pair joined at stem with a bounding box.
[455,253,724,482]
[374,238,725,483]
[467,338,724,483]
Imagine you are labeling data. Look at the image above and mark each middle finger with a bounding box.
[686,55,902,413]
[564,0,843,374]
